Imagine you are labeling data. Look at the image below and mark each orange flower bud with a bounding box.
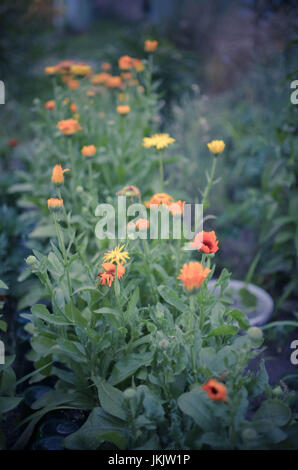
[51,165,70,185]
[47,198,63,210]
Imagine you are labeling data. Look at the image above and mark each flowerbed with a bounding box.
[1,41,298,450]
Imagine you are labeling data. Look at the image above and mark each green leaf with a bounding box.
[158,285,186,312]
[125,287,139,323]
[109,352,153,386]
[208,325,238,337]
[31,304,71,325]
[228,309,250,330]
[0,280,8,290]
[239,288,257,310]
[0,397,22,413]
[178,389,214,430]
[64,407,126,450]
[253,400,291,427]
[29,224,56,239]
[93,377,126,420]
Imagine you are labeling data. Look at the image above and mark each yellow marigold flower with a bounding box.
[51,165,70,185]
[57,119,82,135]
[145,193,174,208]
[44,100,56,110]
[67,79,80,90]
[177,262,211,291]
[103,244,130,265]
[145,40,158,52]
[47,197,63,210]
[45,66,57,75]
[70,64,92,76]
[207,140,225,155]
[142,133,175,150]
[81,145,96,157]
[132,58,145,72]
[117,105,130,115]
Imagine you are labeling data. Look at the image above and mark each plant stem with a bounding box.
[53,212,74,321]
[202,156,217,207]
[159,152,164,191]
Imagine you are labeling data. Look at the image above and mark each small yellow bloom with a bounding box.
[145,40,158,52]
[117,105,130,115]
[81,145,96,157]
[103,244,130,265]
[47,198,63,210]
[52,165,70,185]
[142,133,175,150]
[70,64,92,76]
[207,140,225,155]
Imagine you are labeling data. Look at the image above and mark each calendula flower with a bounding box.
[64,97,70,104]
[142,133,175,150]
[67,79,80,90]
[145,193,174,208]
[116,185,141,200]
[145,40,158,52]
[45,100,56,110]
[69,103,77,113]
[117,105,130,115]
[87,90,95,97]
[168,200,185,216]
[177,261,211,291]
[101,62,111,71]
[81,145,96,157]
[106,75,122,88]
[121,72,133,80]
[118,55,133,70]
[201,379,227,402]
[51,165,70,185]
[91,72,111,85]
[207,140,225,155]
[47,198,63,210]
[56,60,74,74]
[98,262,126,287]
[103,244,130,265]
[190,231,219,254]
[132,58,144,72]
[98,112,105,119]
[8,138,19,148]
[57,119,82,135]
[70,64,92,76]
[45,66,57,75]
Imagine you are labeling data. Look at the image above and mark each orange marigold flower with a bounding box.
[116,185,141,200]
[45,66,57,75]
[69,103,77,113]
[51,165,70,185]
[117,105,130,115]
[145,40,158,52]
[8,138,19,148]
[67,79,80,90]
[106,75,122,88]
[81,145,96,157]
[87,90,95,96]
[101,62,111,71]
[47,198,63,210]
[57,119,82,136]
[118,55,133,70]
[56,60,74,74]
[91,72,111,85]
[201,379,227,402]
[168,200,185,216]
[190,231,219,254]
[98,262,126,287]
[177,261,211,291]
[145,193,174,208]
[135,218,149,230]
[121,72,133,80]
[45,100,56,110]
